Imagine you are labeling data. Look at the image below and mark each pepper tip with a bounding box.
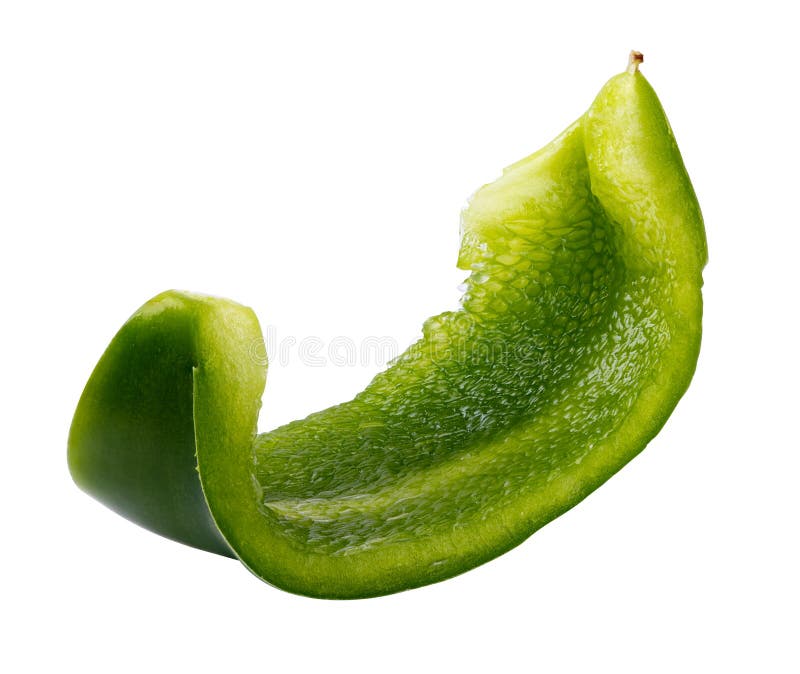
[627,50,644,74]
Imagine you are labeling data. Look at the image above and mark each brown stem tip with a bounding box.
[627,50,644,74]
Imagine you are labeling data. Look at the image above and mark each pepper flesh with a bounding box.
[69,58,706,598]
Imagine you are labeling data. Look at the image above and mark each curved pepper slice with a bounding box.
[69,54,706,598]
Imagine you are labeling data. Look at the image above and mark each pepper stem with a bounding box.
[627,50,644,74]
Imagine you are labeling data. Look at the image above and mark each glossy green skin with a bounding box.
[69,67,706,598]
[69,293,263,558]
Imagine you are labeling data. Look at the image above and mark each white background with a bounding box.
[1,1,798,672]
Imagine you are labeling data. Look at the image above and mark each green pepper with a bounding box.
[69,53,706,598]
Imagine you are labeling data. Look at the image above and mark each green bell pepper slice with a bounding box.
[69,54,706,598]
